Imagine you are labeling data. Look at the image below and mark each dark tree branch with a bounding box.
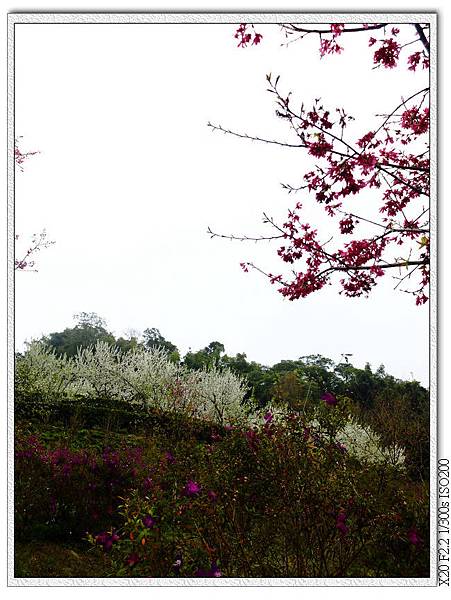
[317,260,428,279]
[283,24,388,35]
[207,226,284,243]
[207,122,306,149]
[414,24,430,53]
[208,121,429,174]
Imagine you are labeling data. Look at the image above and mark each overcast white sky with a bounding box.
[14,21,430,384]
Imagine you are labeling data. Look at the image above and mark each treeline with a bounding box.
[22,312,429,480]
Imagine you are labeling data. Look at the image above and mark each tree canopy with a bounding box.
[142,327,180,361]
[43,312,116,357]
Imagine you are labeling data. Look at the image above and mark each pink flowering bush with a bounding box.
[14,432,155,542]
[77,405,428,578]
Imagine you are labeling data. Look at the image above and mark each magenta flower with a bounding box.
[336,510,349,535]
[194,563,222,577]
[335,441,347,453]
[264,411,273,424]
[209,563,222,577]
[106,533,120,551]
[245,429,259,449]
[408,528,422,546]
[336,521,349,535]
[125,553,140,567]
[95,530,120,552]
[208,490,218,503]
[95,533,107,545]
[322,392,338,406]
[165,451,176,464]
[184,480,201,496]
[142,515,156,528]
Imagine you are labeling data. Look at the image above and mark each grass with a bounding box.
[14,541,111,578]
[16,420,152,452]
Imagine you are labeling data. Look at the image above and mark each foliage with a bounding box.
[43,313,116,358]
[14,540,111,578]
[142,327,180,362]
[272,371,308,411]
[362,385,429,480]
[183,341,225,370]
[17,320,429,479]
[17,323,429,471]
[41,315,179,360]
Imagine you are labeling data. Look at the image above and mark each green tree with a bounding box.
[43,312,115,357]
[183,341,225,370]
[296,355,341,398]
[272,370,308,412]
[142,328,179,362]
[221,353,275,404]
[367,381,429,480]
[114,336,140,354]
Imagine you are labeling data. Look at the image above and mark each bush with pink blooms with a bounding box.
[82,406,428,577]
[15,396,428,577]
[14,430,157,542]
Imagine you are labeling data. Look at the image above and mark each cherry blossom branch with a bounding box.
[241,257,427,288]
[14,138,39,171]
[319,260,427,275]
[335,207,428,233]
[208,120,428,173]
[15,230,55,271]
[283,24,388,35]
[267,78,428,197]
[207,122,306,149]
[15,138,55,272]
[225,23,431,304]
[207,225,284,243]
[368,88,429,146]
[393,263,422,290]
